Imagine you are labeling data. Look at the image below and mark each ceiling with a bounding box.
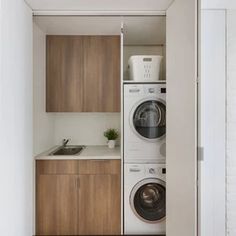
[34,16,166,45]
[26,0,174,11]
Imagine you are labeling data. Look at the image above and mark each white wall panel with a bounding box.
[53,113,121,146]
[199,10,226,236]
[0,0,33,235]
[201,0,236,10]
[166,0,197,235]
[227,10,236,236]
[33,23,55,155]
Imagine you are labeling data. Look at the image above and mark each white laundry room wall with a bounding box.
[33,23,55,155]
[53,113,121,146]
[0,0,33,235]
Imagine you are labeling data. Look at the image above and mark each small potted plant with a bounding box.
[104,128,119,149]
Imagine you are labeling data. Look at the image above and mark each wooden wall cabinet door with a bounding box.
[46,36,84,112]
[36,174,78,235]
[83,36,121,112]
[46,36,120,112]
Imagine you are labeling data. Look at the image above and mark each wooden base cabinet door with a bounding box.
[36,175,78,235]
[78,174,121,235]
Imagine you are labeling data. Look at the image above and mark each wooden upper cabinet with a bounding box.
[46,35,120,112]
[46,36,84,112]
[83,36,121,112]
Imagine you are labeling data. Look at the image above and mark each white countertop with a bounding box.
[35,145,121,160]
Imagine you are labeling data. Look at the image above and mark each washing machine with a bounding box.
[124,163,166,235]
[124,83,166,163]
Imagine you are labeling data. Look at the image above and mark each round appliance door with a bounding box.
[130,178,166,223]
[131,99,166,141]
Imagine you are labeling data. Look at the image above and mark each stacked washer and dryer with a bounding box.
[124,56,166,235]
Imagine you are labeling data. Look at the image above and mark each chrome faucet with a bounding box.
[62,139,70,147]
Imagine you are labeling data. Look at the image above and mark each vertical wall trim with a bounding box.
[120,24,124,234]
[225,9,228,236]
[225,10,236,236]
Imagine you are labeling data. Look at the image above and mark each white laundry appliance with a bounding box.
[124,83,166,163]
[124,163,166,235]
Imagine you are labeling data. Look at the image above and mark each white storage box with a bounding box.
[128,55,163,81]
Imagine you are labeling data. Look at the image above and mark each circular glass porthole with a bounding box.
[132,100,166,140]
[130,178,166,223]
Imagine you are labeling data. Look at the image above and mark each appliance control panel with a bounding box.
[146,166,166,178]
[124,84,166,97]
[127,164,166,181]
[148,168,156,174]
[145,85,166,95]
[148,88,155,93]
[128,164,145,174]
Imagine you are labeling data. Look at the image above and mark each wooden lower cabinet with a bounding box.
[36,160,121,235]
[78,174,121,235]
[36,175,78,235]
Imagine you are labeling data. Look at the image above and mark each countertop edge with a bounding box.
[35,145,121,160]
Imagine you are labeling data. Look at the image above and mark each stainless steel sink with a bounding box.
[50,145,85,156]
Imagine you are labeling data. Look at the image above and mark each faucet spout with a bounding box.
[62,139,70,147]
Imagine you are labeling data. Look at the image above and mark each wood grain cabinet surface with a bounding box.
[36,160,121,235]
[46,36,120,112]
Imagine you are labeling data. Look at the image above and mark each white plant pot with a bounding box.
[108,140,116,149]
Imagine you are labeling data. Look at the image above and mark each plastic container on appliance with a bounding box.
[128,55,163,81]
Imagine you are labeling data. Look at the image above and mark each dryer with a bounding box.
[124,83,166,163]
[124,163,166,235]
